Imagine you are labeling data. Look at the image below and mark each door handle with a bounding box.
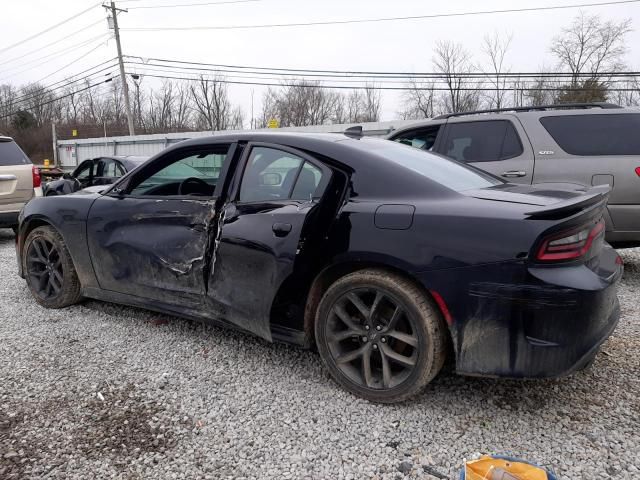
[501,171,527,178]
[272,222,292,237]
[0,174,17,181]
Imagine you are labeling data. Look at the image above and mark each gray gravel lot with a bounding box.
[1,228,639,479]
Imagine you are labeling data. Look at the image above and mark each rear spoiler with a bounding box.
[525,185,610,219]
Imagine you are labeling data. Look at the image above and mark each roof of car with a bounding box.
[0,136,14,142]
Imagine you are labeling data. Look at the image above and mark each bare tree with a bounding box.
[0,84,17,131]
[190,76,242,131]
[551,13,631,85]
[260,81,343,127]
[340,85,382,123]
[432,40,481,113]
[399,79,436,119]
[482,32,513,109]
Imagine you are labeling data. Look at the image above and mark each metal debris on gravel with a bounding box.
[1,229,638,479]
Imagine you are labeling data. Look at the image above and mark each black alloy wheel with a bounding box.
[23,226,81,308]
[315,269,447,403]
[27,236,63,300]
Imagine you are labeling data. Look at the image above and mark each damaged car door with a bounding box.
[209,143,332,341]
[86,144,232,307]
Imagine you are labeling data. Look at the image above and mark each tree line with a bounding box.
[0,13,638,162]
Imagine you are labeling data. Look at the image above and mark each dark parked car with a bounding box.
[16,133,622,402]
[44,155,148,196]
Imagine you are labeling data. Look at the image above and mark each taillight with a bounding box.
[536,220,605,261]
[635,166,640,177]
[32,166,41,188]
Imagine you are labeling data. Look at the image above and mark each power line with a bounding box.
[124,70,640,92]
[122,0,640,31]
[124,62,640,87]
[0,2,103,54]
[7,61,118,107]
[0,34,112,83]
[0,77,115,120]
[126,56,640,79]
[0,20,105,68]
[128,0,260,9]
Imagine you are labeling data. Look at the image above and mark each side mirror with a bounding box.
[62,172,72,180]
[260,172,282,186]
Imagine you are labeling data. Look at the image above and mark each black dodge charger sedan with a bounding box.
[16,132,622,402]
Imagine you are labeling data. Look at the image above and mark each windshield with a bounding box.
[368,139,502,192]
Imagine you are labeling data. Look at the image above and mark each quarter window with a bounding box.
[392,125,442,151]
[442,120,523,163]
[239,147,324,203]
[540,114,640,156]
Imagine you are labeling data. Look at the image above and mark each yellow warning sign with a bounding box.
[267,119,279,129]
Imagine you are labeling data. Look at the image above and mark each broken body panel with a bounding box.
[16,133,622,378]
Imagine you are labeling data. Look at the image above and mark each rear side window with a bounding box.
[442,120,523,163]
[540,114,640,156]
[0,140,31,166]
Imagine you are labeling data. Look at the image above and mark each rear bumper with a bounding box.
[419,246,622,379]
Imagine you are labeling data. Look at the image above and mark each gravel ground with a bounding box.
[1,228,639,480]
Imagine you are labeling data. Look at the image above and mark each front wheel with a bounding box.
[23,226,81,308]
[315,269,447,403]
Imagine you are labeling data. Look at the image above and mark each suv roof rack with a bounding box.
[433,102,622,120]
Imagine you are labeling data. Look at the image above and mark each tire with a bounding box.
[315,269,447,403]
[22,226,81,309]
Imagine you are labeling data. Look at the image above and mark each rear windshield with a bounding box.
[369,140,502,192]
[540,113,640,156]
[0,139,31,166]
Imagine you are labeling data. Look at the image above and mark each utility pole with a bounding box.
[105,1,135,136]
[51,122,58,166]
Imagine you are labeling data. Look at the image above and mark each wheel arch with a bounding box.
[269,256,454,351]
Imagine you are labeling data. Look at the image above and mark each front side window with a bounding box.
[540,113,640,156]
[393,125,442,151]
[239,147,325,203]
[74,161,93,180]
[128,147,228,197]
[442,120,523,163]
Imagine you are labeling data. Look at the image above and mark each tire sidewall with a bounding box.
[315,271,440,403]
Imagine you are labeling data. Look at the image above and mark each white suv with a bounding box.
[0,136,42,230]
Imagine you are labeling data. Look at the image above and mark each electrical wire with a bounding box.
[0,77,115,120]
[126,56,640,79]
[0,34,112,83]
[124,63,640,89]
[128,0,260,9]
[124,70,640,92]
[8,60,119,105]
[122,0,640,31]
[0,20,105,68]
[0,2,103,54]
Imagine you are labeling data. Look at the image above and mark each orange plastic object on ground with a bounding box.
[463,456,550,480]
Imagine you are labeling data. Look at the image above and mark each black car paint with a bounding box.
[17,133,622,378]
[44,156,148,196]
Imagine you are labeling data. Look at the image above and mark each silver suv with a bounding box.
[388,103,640,247]
[0,136,42,230]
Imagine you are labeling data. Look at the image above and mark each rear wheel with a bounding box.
[23,226,81,308]
[315,269,447,403]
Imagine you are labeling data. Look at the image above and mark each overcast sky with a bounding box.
[1,0,639,122]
